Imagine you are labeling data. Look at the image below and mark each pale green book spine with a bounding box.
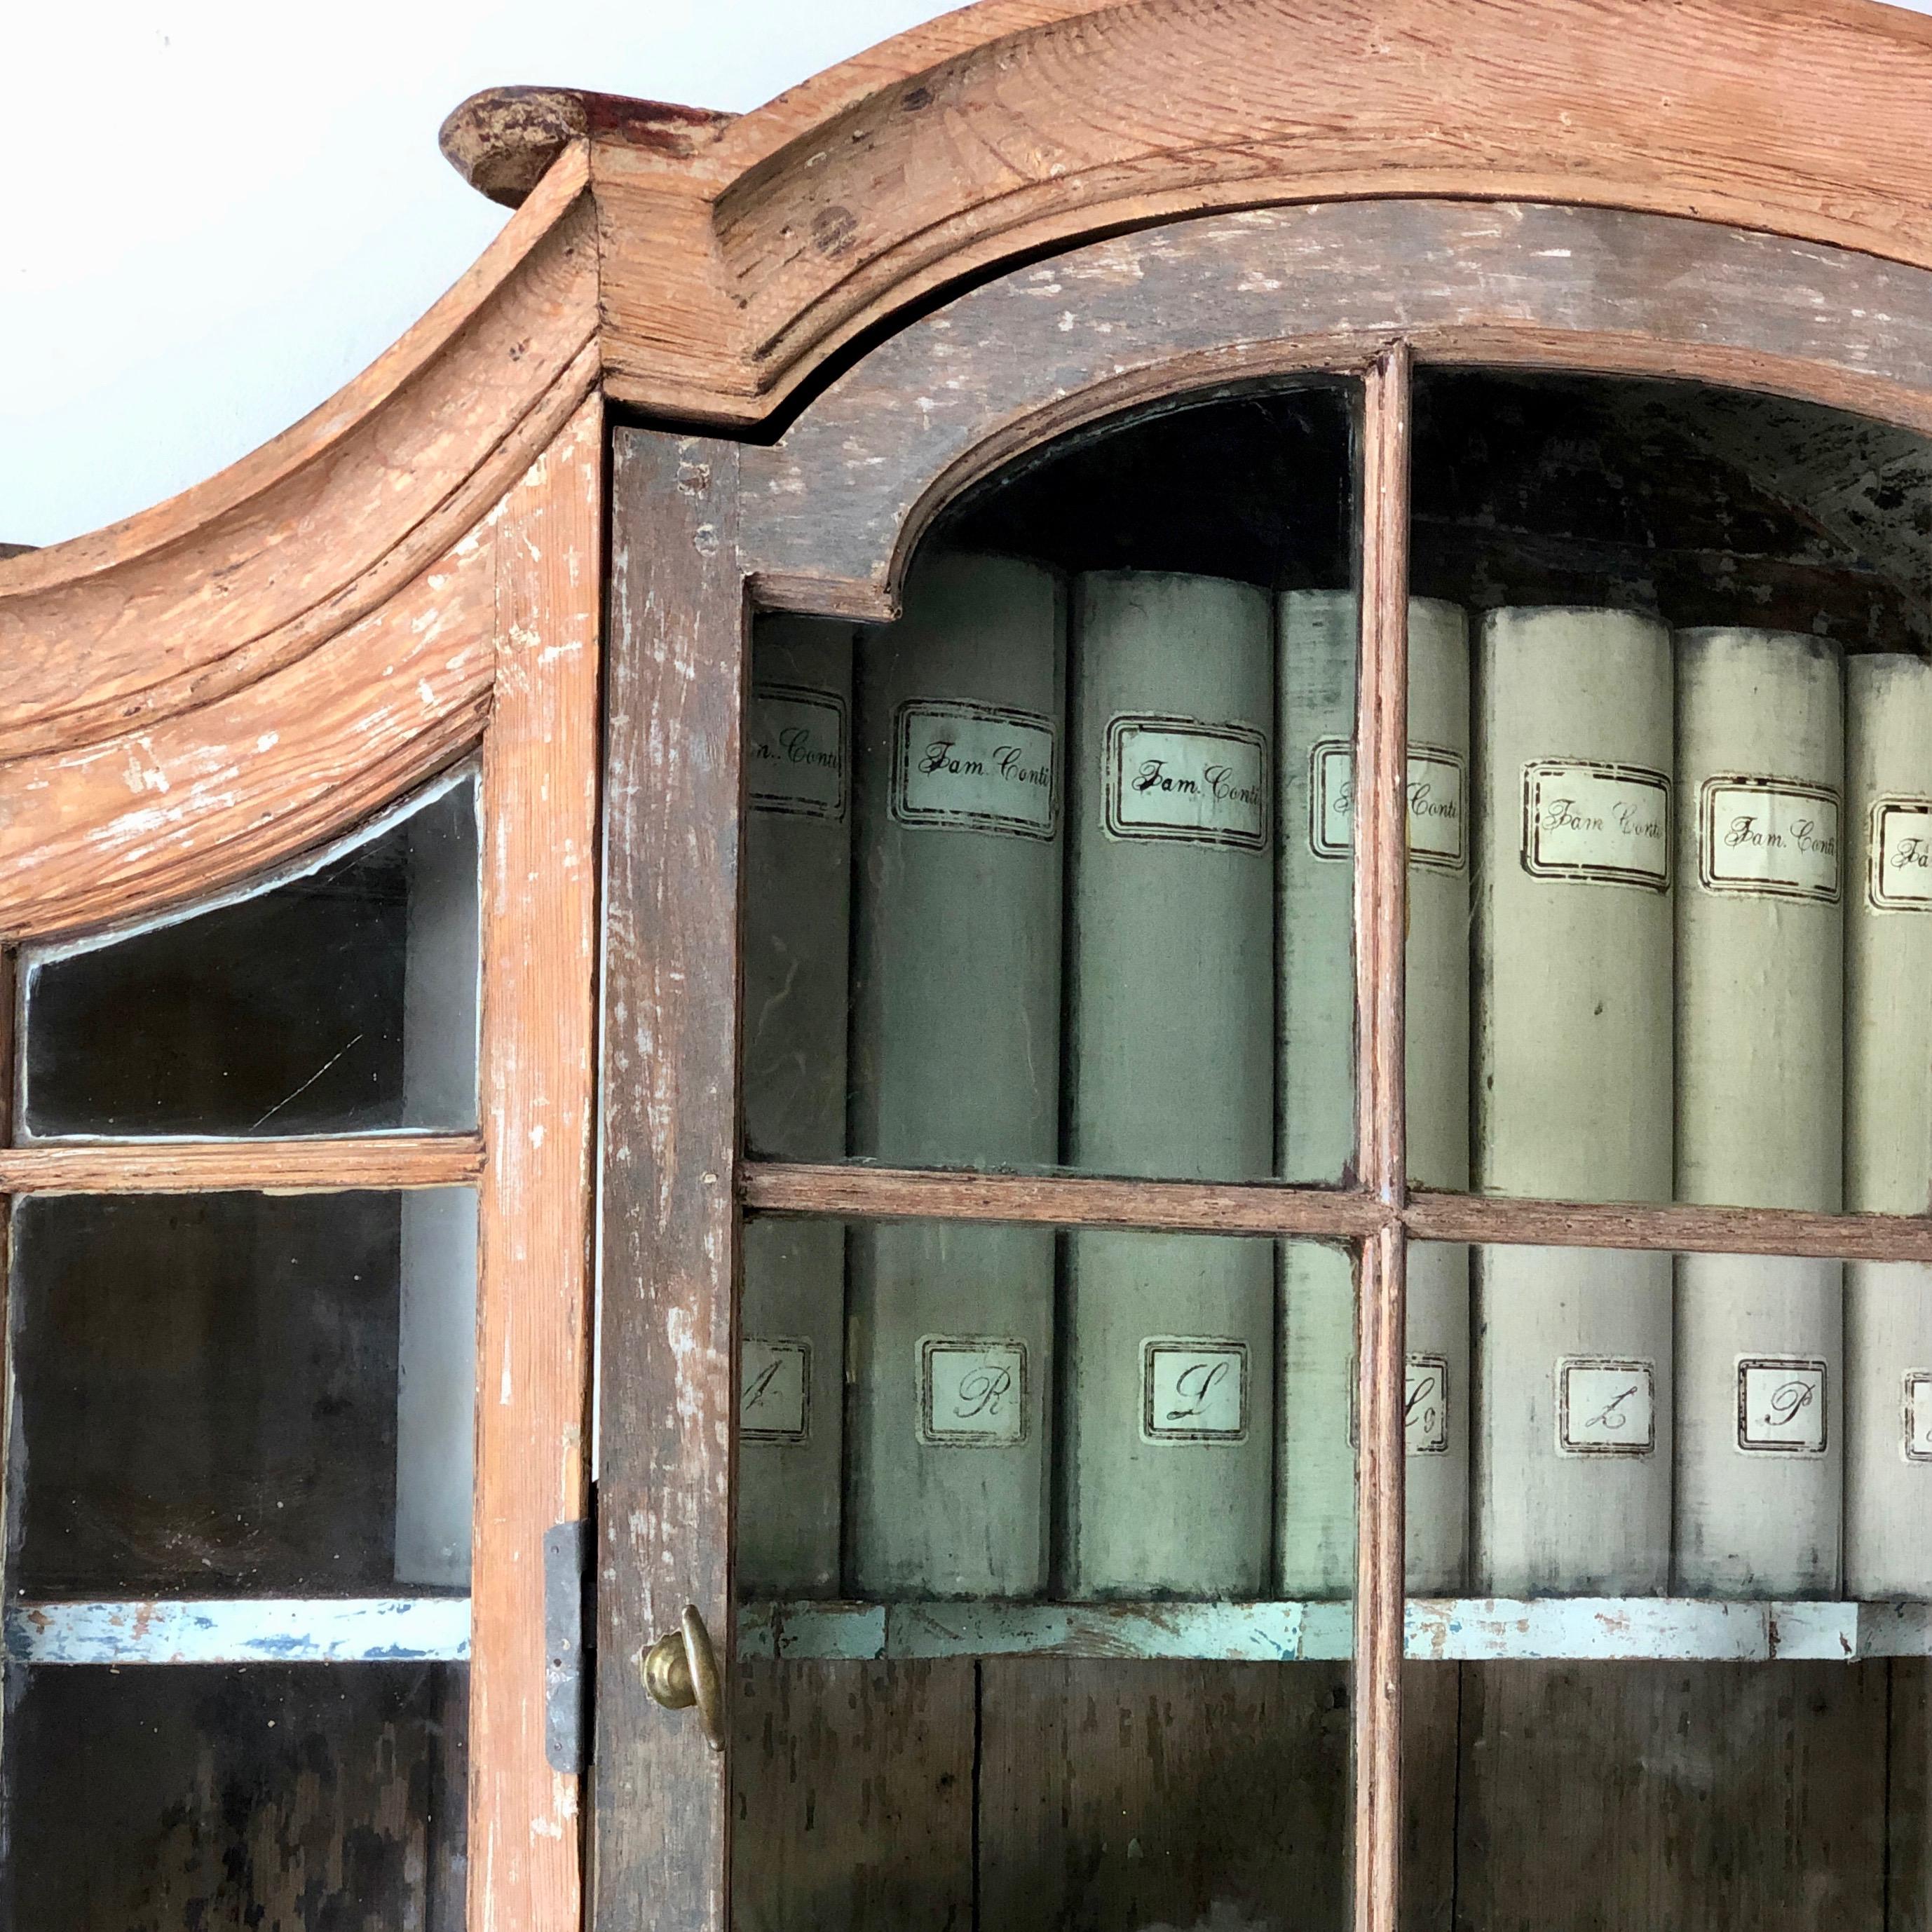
[847,553,1065,1598]
[1277,592,1471,1596]
[737,615,854,1596]
[1473,608,1675,1596]
[1674,627,1843,1598]
[1061,570,1274,1599]
[1842,655,1932,1596]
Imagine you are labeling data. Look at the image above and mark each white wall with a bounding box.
[5,0,1930,550]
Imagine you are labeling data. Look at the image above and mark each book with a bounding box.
[1277,591,1471,1595]
[1673,627,1843,1598]
[737,615,855,1596]
[1843,657,1932,1596]
[1060,570,1274,1598]
[846,552,1065,1598]
[1473,608,1675,1596]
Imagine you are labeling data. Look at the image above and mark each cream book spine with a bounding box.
[1277,591,1471,1596]
[1674,627,1843,1598]
[1843,655,1932,1596]
[1473,608,1675,1596]
[1061,570,1275,1598]
[847,553,1065,1598]
[737,615,854,1596]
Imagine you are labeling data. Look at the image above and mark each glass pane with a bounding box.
[4,1662,466,1928]
[10,1190,476,1597]
[735,1212,1354,1930]
[1413,369,1932,1213]
[743,383,1366,1185]
[19,770,479,1138]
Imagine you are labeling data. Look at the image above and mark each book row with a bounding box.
[739,552,1932,1600]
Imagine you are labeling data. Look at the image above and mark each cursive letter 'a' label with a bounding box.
[1699,777,1840,902]
[1522,762,1672,890]
[749,685,848,819]
[1141,1338,1250,1442]
[1309,740,1467,871]
[892,701,1058,839]
[918,1338,1030,1446]
[1106,716,1269,850]
[740,1338,811,1443]
[1870,798,1932,911]
[1556,1356,1657,1456]
[1736,1356,1828,1454]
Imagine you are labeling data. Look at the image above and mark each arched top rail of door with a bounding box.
[440,0,1932,425]
[738,197,1932,620]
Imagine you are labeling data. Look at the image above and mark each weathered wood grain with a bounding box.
[730,1661,975,1931]
[742,201,1932,621]
[469,395,603,1932]
[594,430,745,1932]
[0,1133,481,1193]
[452,0,1932,421]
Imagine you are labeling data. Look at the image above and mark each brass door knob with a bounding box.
[640,1605,726,1751]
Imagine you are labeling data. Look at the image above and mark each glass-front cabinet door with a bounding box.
[594,194,1932,1932]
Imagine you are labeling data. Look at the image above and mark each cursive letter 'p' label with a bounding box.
[1736,1356,1828,1454]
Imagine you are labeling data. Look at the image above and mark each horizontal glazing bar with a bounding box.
[7,1597,471,1665]
[0,1134,483,1195]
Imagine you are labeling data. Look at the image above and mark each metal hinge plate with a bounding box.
[544,1518,592,1774]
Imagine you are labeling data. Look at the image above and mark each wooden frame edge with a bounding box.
[0,1135,482,1196]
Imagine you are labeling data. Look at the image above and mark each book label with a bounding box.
[749,685,848,819]
[1556,1357,1657,1456]
[1521,763,1672,890]
[893,702,1058,839]
[1141,1338,1250,1441]
[741,1338,811,1443]
[1870,798,1932,911]
[918,1338,1030,1446]
[1736,1356,1828,1454]
[1698,777,1840,902]
[1106,715,1268,850]
[1309,740,1467,871]
[1904,1373,1932,1464]
[1405,1353,1451,1455]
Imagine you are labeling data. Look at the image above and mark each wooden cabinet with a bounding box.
[18,1,1932,1925]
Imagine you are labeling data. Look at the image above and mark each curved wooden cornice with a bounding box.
[444,0,1932,426]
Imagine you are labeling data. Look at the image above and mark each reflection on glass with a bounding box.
[20,770,479,1138]
[744,386,1363,1186]
[4,1664,467,1929]
[11,1190,477,1597]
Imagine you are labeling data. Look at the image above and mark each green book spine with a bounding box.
[1843,657,1932,1596]
[848,553,1065,1598]
[1474,608,1675,1595]
[1061,570,1274,1598]
[1277,592,1471,1595]
[738,615,854,1596]
[1673,627,1843,1598]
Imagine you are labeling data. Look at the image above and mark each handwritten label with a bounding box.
[1556,1357,1657,1457]
[1106,716,1268,850]
[893,702,1057,839]
[1736,1356,1828,1454]
[1522,763,1672,890]
[1870,798,1932,911]
[1309,740,1467,871]
[1405,1354,1451,1455]
[1905,1373,1932,1464]
[918,1338,1029,1447]
[1699,777,1840,902]
[740,1338,810,1443]
[749,685,847,819]
[1141,1338,1249,1441]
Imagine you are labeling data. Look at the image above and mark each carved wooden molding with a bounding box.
[444,0,1932,423]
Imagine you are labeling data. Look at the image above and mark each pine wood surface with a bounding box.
[0,1134,482,1193]
[444,0,1932,425]
[594,430,746,1930]
[469,395,602,1932]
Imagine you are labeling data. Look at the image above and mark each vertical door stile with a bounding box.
[595,431,747,1931]
[1352,342,1413,1932]
[472,394,606,1932]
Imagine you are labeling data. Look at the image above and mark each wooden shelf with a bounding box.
[6,1597,471,1666]
[740,1597,1932,1664]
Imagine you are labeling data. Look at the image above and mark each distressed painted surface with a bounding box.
[6,1596,471,1666]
